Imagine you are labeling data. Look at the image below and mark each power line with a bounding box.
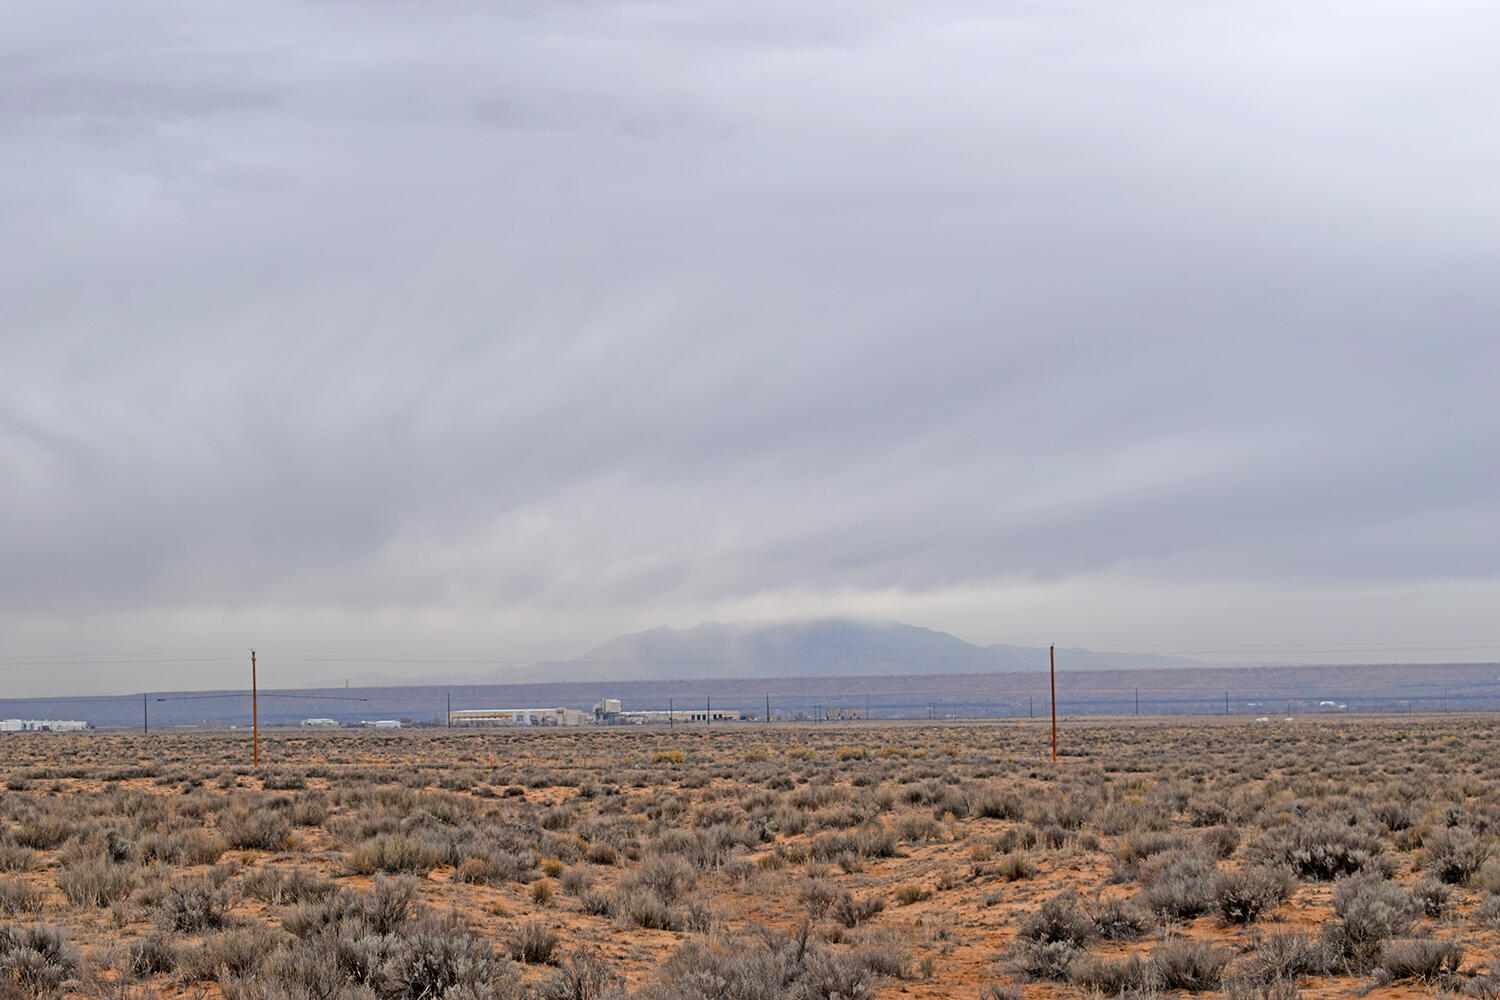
[0,656,242,667]
[155,693,368,703]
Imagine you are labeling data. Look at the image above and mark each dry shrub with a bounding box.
[538,948,621,1000]
[1201,825,1242,859]
[55,857,137,908]
[156,877,230,932]
[1213,866,1296,924]
[1378,938,1464,983]
[559,866,595,896]
[892,883,930,906]
[128,935,179,977]
[1252,820,1385,881]
[1010,889,1094,979]
[652,930,873,1000]
[1136,849,1217,919]
[1325,873,1419,971]
[1091,897,1151,940]
[0,879,43,916]
[830,892,884,928]
[626,854,696,903]
[1151,938,1232,991]
[0,924,77,1000]
[979,985,1022,1000]
[140,828,228,866]
[1422,827,1490,885]
[14,817,71,851]
[385,914,517,1000]
[0,843,38,874]
[584,842,618,866]
[282,875,416,940]
[241,866,336,906]
[343,833,449,876]
[1228,930,1333,987]
[510,920,560,965]
[1070,953,1152,995]
[1012,940,1079,982]
[1411,876,1452,917]
[994,853,1033,882]
[219,809,291,852]
[179,925,283,983]
[1115,830,1192,877]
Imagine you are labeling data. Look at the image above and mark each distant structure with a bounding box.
[449,707,590,727]
[0,719,88,733]
[451,702,751,727]
[372,720,402,729]
[300,718,339,728]
[614,707,749,725]
[445,701,752,728]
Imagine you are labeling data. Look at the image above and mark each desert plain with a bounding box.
[0,716,1497,1000]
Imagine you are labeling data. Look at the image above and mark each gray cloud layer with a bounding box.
[3,2,1497,694]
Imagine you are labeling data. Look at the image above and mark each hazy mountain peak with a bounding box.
[544,617,1201,683]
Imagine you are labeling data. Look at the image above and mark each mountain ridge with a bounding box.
[327,617,1204,687]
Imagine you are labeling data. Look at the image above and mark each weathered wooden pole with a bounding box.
[251,649,260,769]
[1050,644,1057,762]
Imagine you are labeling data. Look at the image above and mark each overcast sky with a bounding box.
[3,2,1497,696]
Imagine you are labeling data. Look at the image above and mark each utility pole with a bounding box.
[1049,644,1058,762]
[1029,696,1033,719]
[446,691,451,728]
[669,697,673,730]
[143,693,148,734]
[765,693,770,724]
[1135,688,1139,717]
[706,696,711,725]
[1225,690,1230,716]
[251,649,260,769]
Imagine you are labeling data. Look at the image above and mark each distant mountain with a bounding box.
[513,617,1203,682]
[312,618,1204,688]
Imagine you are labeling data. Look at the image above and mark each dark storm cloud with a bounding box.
[2,1,1497,688]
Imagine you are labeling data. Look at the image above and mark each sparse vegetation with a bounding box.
[0,716,1492,998]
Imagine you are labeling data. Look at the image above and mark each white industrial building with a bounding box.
[449,707,590,727]
[618,708,749,724]
[0,719,89,733]
[300,718,339,727]
[448,701,749,728]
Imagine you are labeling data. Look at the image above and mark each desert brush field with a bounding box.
[0,717,1497,1000]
